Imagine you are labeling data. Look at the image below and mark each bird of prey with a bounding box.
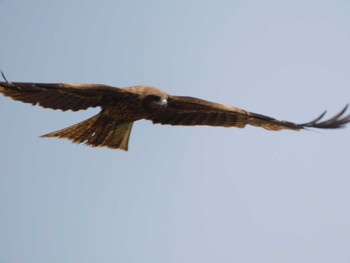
[0,72,349,151]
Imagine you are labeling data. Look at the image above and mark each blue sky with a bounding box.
[1,0,350,262]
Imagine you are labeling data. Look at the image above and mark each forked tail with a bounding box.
[41,114,134,151]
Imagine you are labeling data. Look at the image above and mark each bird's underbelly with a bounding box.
[102,104,150,121]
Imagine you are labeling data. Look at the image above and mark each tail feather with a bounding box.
[41,114,134,151]
[95,122,133,150]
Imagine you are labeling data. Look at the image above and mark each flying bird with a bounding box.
[0,72,349,151]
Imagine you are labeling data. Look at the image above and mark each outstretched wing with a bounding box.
[0,74,134,111]
[149,95,350,130]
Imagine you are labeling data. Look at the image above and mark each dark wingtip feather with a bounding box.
[0,70,16,88]
[298,104,350,129]
[1,70,9,82]
[298,110,327,127]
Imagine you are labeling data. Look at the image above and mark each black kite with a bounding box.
[1,73,349,151]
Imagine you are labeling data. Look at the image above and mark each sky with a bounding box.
[1,0,350,262]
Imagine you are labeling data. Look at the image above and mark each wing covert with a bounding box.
[149,95,250,128]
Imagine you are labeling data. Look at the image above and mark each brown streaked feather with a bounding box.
[149,95,249,128]
[150,96,350,131]
[0,81,137,111]
[41,113,134,151]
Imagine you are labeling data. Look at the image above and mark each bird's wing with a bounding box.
[149,95,350,130]
[0,79,135,111]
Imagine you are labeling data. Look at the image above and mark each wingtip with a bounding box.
[300,104,350,129]
[1,70,5,81]
[1,70,9,83]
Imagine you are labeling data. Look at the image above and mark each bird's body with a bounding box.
[1,74,349,151]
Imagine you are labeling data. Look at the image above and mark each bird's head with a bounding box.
[126,85,168,110]
[143,93,168,111]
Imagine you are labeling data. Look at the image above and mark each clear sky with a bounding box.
[1,0,350,262]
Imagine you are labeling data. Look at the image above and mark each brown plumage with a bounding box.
[1,72,349,151]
